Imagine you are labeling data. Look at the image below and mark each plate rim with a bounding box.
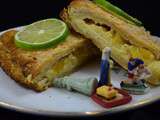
[0,95,159,117]
[0,27,160,117]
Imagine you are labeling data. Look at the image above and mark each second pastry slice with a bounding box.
[61,0,160,85]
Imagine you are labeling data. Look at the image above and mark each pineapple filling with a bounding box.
[112,33,155,65]
[52,54,78,77]
[45,48,91,81]
[83,18,155,65]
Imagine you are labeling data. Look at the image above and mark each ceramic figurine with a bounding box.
[53,76,98,96]
[98,47,112,87]
[120,58,151,94]
[91,47,132,108]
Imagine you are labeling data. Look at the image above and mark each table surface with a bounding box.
[0,0,159,119]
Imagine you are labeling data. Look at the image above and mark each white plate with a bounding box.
[0,27,160,117]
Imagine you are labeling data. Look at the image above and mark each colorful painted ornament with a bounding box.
[91,47,132,108]
[120,58,151,94]
[91,86,132,108]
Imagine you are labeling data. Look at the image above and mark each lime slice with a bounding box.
[93,0,142,26]
[15,19,69,49]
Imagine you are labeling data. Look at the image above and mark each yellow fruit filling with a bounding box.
[111,31,156,66]
[44,47,95,82]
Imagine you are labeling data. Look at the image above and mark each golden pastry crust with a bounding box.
[0,30,37,90]
[62,0,160,59]
[0,30,99,91]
